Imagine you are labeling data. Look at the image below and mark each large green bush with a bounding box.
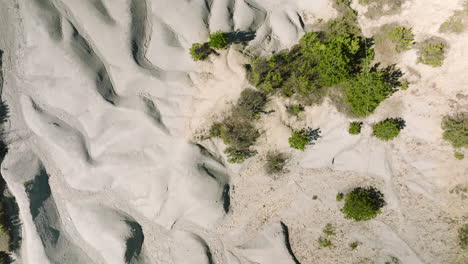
[341,187,386,221]
[372,118,405,141]
[442,114,468,148]
[344,70,397,117]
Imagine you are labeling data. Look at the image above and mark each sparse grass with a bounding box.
[336,192,344,201]
[265,151,288,174]
[439,4,468,34]
[342,186,386,221]
[442,114,468,148]
[318,236,333,248]
[288,128,321,151]
[417,39,446,67]
[459,224,468,249]
[372,118,405,141]
[323,223,335,236]
[455,152,465,160]
[189,43,213,61]
[358,0,405,19]
[208,31,228,49]
[349,122,362,135]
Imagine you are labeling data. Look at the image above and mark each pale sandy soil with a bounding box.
[0,0,467,263]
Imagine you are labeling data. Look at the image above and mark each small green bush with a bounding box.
[348,122,362,135]
[454,152,465,160]
[189,43,213,61]
[387,26,414,52]
[349,241,361,249]
[224,147,256,163]
[236,89,268,120]
[336,192,344,201]
[417,40,446,67]
[286,104,304,115]
[265,151,288,174]
[288,128,321,151]
[341,186,386,221]
[442,114,468,148]
[312,195,318,200]
[372,118,405,141]
[208,31,228,49]
[459,224,468,249]
[0,252,14,264]
[318,237,333,248]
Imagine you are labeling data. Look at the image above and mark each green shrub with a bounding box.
[387,26,414,52]
[208,31,228,49]
[455,152,465,160]
[400,81,409,90]
[442,114,468,148]
[288,128,321,151]
[341,186,386,221]
[372,118,405,141]
[417,40,446,67]
[336,192,344,201]
[0,252,13,264]
[265,151,288,174]
[348,122,362,135]
[322,223,335,236]
[349,241,361,249]
[189,43,213,61]
[459,224,468,249]
[286,104,304,115]
[224,147,256,163]
[344,69,397,117]
[312,195,318,200]
[318,237,333,248]
[236,89,268,120]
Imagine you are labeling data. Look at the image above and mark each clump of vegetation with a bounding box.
[208,31,228,49]
[189,43,213,61]
[349,241,361,250]
[209,89,268,163]
[323,223,335,236]
[265,151,288,174]
[341,186,386,221]
[349,122,363,135]
[442,114,468,148]
[400,81,409,90]
[0,252,13,264]
[439,4,468,34]
[246,1,402,117]
[372,118,405,141]
[312,195,318,200]
[336,192,344,201]
[454,152,465,160]
[344,68,400,117]
[288,128,321,151]
[318,236,333,248]
[417,39,446,67]
[387,26,415,52]
[286,104,304,115]
[459,224,468,249]
[358,0,406,19]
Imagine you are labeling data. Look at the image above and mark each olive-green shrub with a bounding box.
[372,118,405,141]
[341,186,386,221]
[265,151,288,174]
[417,40,446,67]
[288,128,321,151]
[387,26,414,52]
[348,122,363,135]
[189,43,213,61]
[459,224,468,249]
[442,114,468,148]
[208,31,228,49]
